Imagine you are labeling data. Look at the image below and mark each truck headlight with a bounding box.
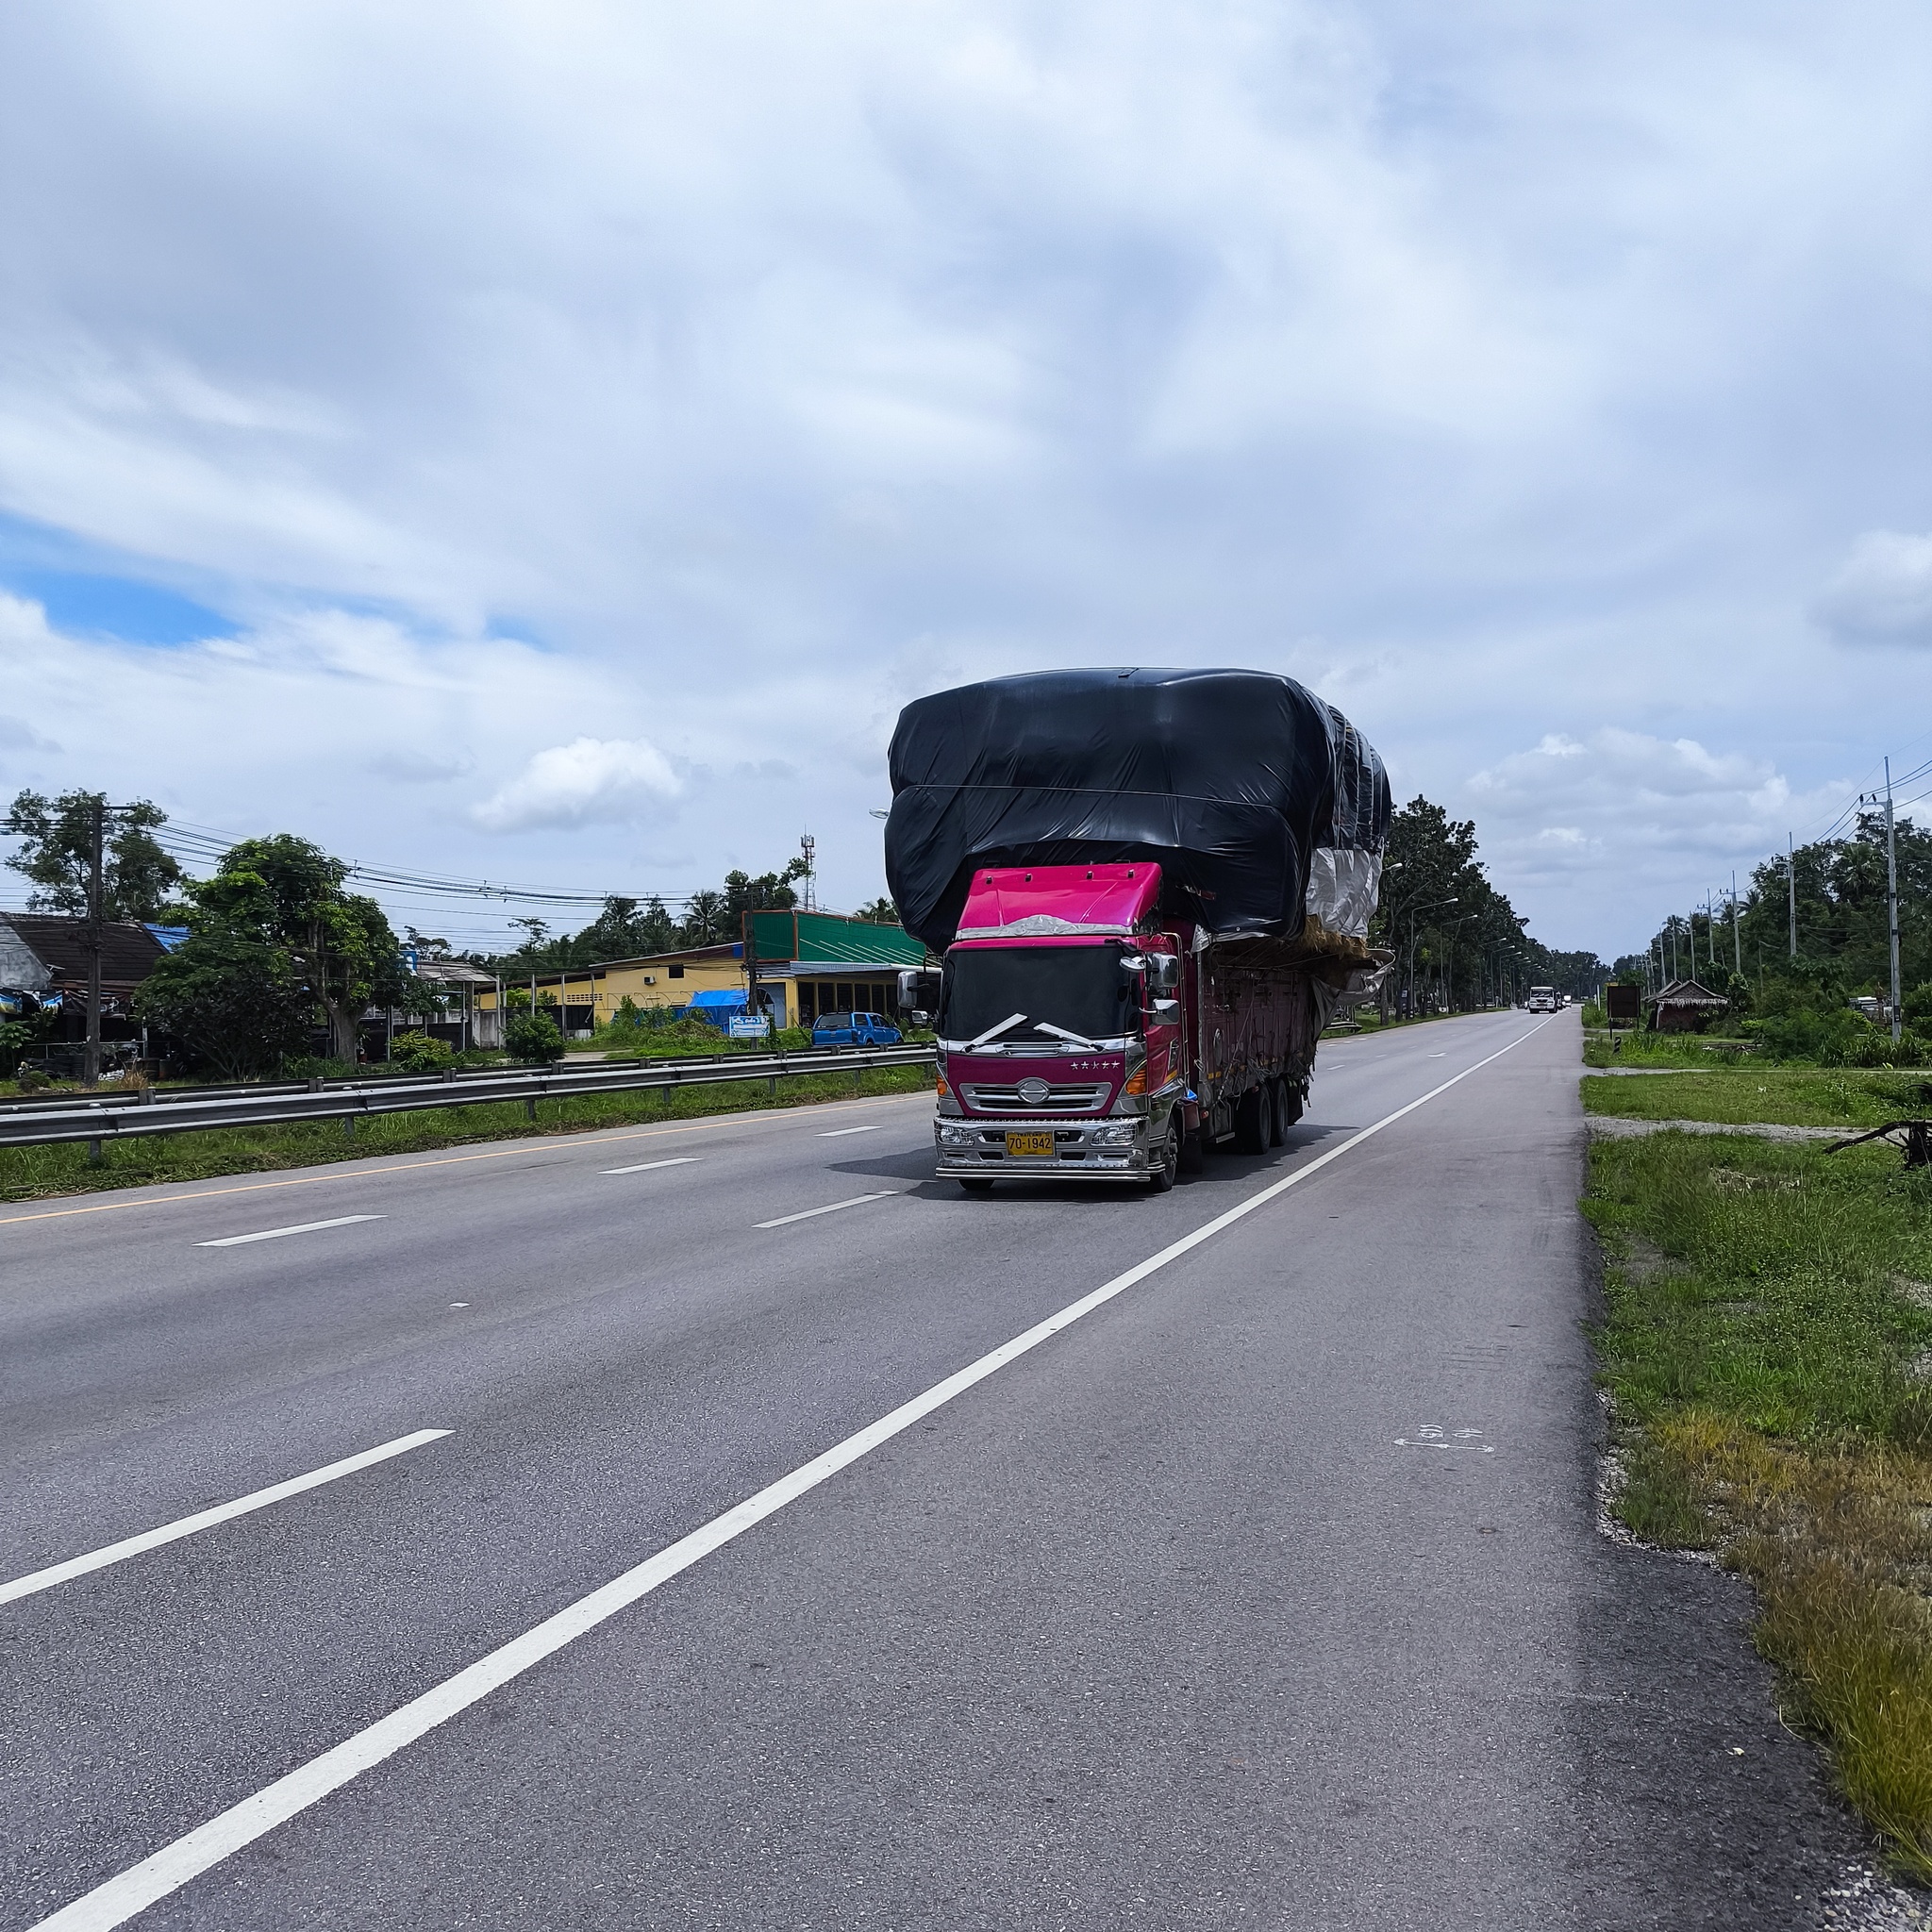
[1091,1122,1138,1146]
[938,1124,976,1148]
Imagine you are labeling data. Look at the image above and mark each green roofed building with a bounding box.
[742,908,927,1026]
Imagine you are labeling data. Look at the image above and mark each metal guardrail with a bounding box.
[0,1045,920,1117]
[0,1045,937,1150]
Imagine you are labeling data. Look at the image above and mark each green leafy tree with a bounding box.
[3,789,185,921]
[853,895,898,924]
[192,836,407,1064]
[677,890,730,947]
[134,866,313,1078]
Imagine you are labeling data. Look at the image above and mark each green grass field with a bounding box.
[1587,1121,1932,1878]
[1582,1065,1932,1130]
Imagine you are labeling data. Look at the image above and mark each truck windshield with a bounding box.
[941,944,1134,1045]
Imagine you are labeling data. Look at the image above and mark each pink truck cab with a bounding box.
[922,860,1315,1191]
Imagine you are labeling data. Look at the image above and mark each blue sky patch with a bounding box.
[8,568,237,647]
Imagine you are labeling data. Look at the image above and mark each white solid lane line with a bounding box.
[0,1430,450,1611]
[600,1157,700,1175]
[816,1124,883,1137]
[194,1215,384,1249]
[27,1022,1549,1932]
[754,1192,894,1229]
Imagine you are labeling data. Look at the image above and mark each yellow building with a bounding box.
[473,912,927,1039]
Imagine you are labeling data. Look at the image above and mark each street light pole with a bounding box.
[1886,758,1902,1045]
[84,794,105,1091]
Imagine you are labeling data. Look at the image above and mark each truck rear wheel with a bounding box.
[1234,1086,1269,1156]
[1266,1079,1287,1148]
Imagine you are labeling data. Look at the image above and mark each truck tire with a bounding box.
[1234,1086,1269,1155]
[1148,1119,1179,1192]
[1266,1078,1287,1148]
[958,1177,994,1192]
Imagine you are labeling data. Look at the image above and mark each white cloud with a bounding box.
[470,737,681,833]
[1814,530,1932,644]
[0,4,1929,935]
[1461,726,1845,952]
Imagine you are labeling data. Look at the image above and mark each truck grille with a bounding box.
[958,1081,1110,1114]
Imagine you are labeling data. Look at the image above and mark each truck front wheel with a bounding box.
[1148,1120,1179,1192]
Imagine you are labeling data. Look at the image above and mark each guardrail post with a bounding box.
[343,1116,356,1140]
[525,1098,537,1123]
[87,1137,102,1167]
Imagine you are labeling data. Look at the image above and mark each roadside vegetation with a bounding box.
[1583,1066,1932,1132]
[0,1062,930,1204]
[1587,1105,1932,1878]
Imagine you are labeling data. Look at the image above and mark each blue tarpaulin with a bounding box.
[682,989,748,1028]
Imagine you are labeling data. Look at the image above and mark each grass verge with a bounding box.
[0,1064,933,1204]
[1586,1126,1932,1879]
[1582,1065,1932,1131]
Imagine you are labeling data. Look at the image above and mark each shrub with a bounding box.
[505,1011,564,1064]
[388,1030,455,1073]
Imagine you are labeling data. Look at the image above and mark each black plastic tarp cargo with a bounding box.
[884,668,1390,953]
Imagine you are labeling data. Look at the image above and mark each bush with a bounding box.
[388,1030,455,1074]
[282,1056,355,1082]
[505,1011,564,1064]
[0,1019,33,1078]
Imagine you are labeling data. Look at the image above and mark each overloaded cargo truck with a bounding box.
[883,668,1391,1191]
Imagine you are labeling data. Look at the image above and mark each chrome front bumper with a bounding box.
[934,1114,1153,1181]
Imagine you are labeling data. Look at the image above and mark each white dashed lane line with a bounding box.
[194,1215,384,1249]
[755,1192,895,1229]
[600,1157,701,1175]
[0,1430,450,1608]
[817,1124,884,1138]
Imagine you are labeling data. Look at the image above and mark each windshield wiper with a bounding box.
[1032,1021,1100,1049]
[965,1011,1029,1051]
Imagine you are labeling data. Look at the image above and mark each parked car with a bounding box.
[812,1010,902,1048]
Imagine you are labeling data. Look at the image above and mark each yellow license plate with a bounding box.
[1005,1130,1055,1158]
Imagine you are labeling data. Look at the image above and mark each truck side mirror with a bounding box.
[1150,997,1181,1023]
[1148,956,1180,991]
[897,968,941,1014]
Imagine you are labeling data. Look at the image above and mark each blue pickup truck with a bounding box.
[812,1010,903,1048]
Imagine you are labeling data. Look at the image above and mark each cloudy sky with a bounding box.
[0,2,1926,958]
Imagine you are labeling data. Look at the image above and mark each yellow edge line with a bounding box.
[0,1088,931,1229]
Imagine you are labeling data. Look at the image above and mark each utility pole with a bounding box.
[1886,758,1902,1044]
[1731,869,1741,977]
[1788,834,1797,959]
[84,793,105,1090]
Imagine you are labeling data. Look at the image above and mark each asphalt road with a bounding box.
[0,1011,1882,1929]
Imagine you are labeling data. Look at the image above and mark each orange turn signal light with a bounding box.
[1123,1065,1147,1096]
[936,1075,951,1099]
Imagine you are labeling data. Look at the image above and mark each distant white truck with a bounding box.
[1526,986,1559,1013]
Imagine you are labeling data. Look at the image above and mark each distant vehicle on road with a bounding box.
[812,1010,902,1048]
[1526,986,1558,1012]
